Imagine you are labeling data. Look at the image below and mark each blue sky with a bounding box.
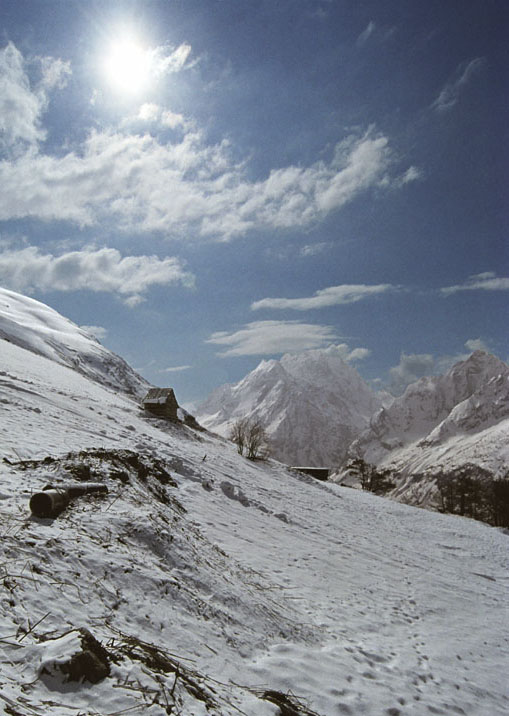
[0,0,507,406]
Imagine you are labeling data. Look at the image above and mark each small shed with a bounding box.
[142,388,179,421]
[291,466,330,481]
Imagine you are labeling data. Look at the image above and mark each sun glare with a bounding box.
[103,34,152,94]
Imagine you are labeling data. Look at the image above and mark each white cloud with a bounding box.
[389,352,435,395]
[0,43,46,148]
[432,57,485,113]
[0,126,411,239]
[80,325,108,340]
[464,338,490,353]
[0,44,71,153]
[161,110,187,129]
[251,283,396,311]
[330,343,371,362]
[0,246,195,306]
[441,272,509,295]
[0,45,419,241]
[138,103,160,122]
[206,320,339,357]
[40,56,71,90]
[131,103,188,129]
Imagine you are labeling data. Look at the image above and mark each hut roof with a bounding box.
[143,388,176,405]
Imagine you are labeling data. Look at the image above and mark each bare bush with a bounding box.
[229,418,249,455]
[229,418,269,460]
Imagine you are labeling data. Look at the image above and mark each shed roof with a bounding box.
[143,388,176,405]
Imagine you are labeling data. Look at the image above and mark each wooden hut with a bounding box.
[142,388,179,421]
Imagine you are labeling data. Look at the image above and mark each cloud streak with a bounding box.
[0,246,195,306]
[206,320,339,357]
[441,272,509,295]
[357,21,376,46]
[160,365,192,373]
[251,283,397,311]
[432,57,485,113]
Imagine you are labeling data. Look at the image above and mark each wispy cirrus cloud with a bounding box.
[251,283,397,311]
[160,365,192,373]
[0,246,195,306]
[357,20,376,46]
[432,57,485,113]
[0,43,419,241]
[441,272,509,295]
[206,320,339,357]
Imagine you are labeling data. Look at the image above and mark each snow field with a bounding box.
[0,322,508,715]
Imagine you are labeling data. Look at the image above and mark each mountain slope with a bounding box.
[197,345,382,466]
[0,287,150,397]
[0,295,508,715]
[343,351,509,506]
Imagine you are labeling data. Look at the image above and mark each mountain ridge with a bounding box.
[197,344,382,465]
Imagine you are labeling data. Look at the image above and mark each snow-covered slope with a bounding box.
[0,287,150,397]
[197,345,382,466]
[1,297,508,715]
[344,351,509,505]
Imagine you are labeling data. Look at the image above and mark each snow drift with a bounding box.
[0,289,508,715]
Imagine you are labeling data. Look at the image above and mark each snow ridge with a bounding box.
[0,287,150,397]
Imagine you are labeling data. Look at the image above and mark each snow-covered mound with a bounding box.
[0,287,150,397]
[0,294,508,715]
[344,351,509,505]
[197,345,382,466]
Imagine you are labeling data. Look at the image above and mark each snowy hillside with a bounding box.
[197,345,382,466]
[0,287,150,397]
[344,351,509,505]
[0,295,508,715]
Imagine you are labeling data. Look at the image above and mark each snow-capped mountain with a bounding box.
[0,287,150,397]
[344,351,509,504]
[197,345,382,466]
[0,291,508,715]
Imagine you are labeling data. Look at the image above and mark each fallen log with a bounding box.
[30,482,108,518]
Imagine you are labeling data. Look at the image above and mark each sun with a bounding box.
[102,33,152,95]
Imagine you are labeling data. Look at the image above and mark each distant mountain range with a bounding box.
[198,347,509,506]
[346,350,509,506]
